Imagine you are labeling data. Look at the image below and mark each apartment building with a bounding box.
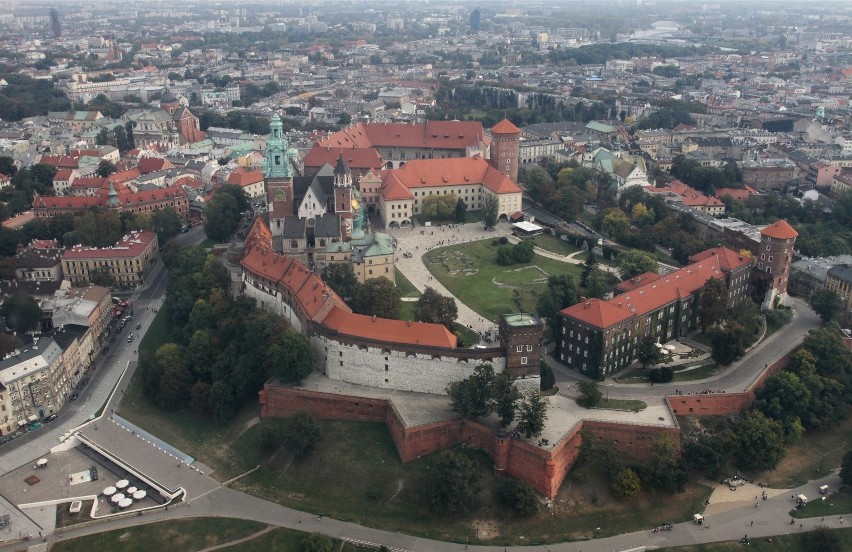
[61,231,159,287]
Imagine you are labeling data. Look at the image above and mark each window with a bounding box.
[516,345,522,352]
[526,344,533,351]
[520,357,528,365]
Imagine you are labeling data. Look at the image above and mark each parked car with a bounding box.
[70,392,79,401]
[102,346,110,355]
[28,422,41,431]
[44,414,57,423]
[12,431,22,438]
[127,333,134,343]
[136,322,141,330]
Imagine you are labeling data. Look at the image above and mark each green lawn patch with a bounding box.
[616,362,719,384]
[398,301,416,322]
[394,267,421,298]
[528,233,581,256]
[451,322,480,347]
[791,487,852,519]
[55,500,93,528]
[138,298,170,355]
[52,518,267,552]
[424,239,583,321]
[658,527,852,551]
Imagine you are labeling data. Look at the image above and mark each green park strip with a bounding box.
[51,518,268,552]
[791,489,852,519]
[657,527,852,552]
[526,232,581,257]
[576,397,647,412]
[424,239,583,321]
[393,267,421,297]
[616,362,720,384]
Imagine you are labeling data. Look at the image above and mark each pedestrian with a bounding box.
[750,521,753,526]
[800,523,803,529]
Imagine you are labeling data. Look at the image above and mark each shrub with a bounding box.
[611,468,641,500]
[498,236,509,245]
[498,478,539,515]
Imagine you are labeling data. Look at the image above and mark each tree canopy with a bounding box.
[414,287,458,329]
[1,294,42,333]
[430,450,481,514]
[617,249,658,280]
[353,277,401,319]
[322,262,360,303]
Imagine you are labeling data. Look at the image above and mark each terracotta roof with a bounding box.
[688,247,752,272]
[107,169,141,185]
[244,217,273,253]
[63,231,156,260]
[560,298,633,329]
[70,176,106,189]
[34,195,101,209]
[614,271,663,293]
[117,185,188,205]
[317,120,486,150]
[53,169,74,181]
[715,186,759,201]
[226,168,264,187]
[40,155,78,169]
[385,156,521,195]
[380,173,414,201]
[303,147,384,170]
[491,118,521,135]
[137,157,173,174]
[761,219,798,240]
[322,306,457,349]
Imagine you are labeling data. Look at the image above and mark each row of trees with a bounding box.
[0,74,71,121]
[95,121,136,154]
[140,245,314,420]
[203,185,250,242]
[670,154,743,195]
[0,162,57,218]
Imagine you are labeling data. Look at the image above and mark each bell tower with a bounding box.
[334,153,354,240]
[265,113,297,219]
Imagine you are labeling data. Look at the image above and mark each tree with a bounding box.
[735,410,786,472]
[611,468,641,500]
[189,381,211,415]
[96,159,117,178]
[148,207,182,245]
[282,411,322,459]
[265,329,314,383]
[516,391,548,438]
[0,156,17,177]
[158,363,194,410]
[698,277,728,332]
[683,433,728,479]
[302,532,333,552]
[353,277,401,319]
[512,239,534,264]
[537,274,578,335]
[585,268,611,299]
[322,262,360,302]
[430,450,481,514]
[754,371,811,442]
[492,372,520,427]
[540,360,555,391]
[708,323,749,366]
[577,380,603,408]
[617,249,658,280]
[637,335,663,369]
[204,192,240,242]
[421,194,457,219]
[1,294,42,333]
[601,208,629,239]
[208,381,237,420]
[498,478,539,515]
[454,198,467,223]
[482,195,498,229]
[414,287,458,328]
[810,289,841,323]
[649,434,687,493]
[841,450,852,486]
[447,364,496,419]
[580,247,596,287]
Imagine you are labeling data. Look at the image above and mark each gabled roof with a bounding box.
[322,305,457,349]
[226,168,264,187]
[244,217,272,253]
[614,271,663,293]
[380,173,414,201]
[138,157,174,174]
[688,247,752,272]
[761,219,798,240]
[316,120,487,150]
[303,146,384,171]
[383,156,521,195]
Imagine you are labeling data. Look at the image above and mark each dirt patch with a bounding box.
[472,519,500,540]
[384,479,404,505]
[119,531,132,541]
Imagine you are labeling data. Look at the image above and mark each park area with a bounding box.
[423,238,584,321]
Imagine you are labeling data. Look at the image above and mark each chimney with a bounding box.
[372,314,376,321]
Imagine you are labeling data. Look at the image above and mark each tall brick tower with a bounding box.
[756,219,798,308]
[490,118,521,184]
[264,113,298,219]
[499,313,544,379]
[334,153,354,240]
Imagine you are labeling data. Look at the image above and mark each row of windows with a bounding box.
[515,345,534,352]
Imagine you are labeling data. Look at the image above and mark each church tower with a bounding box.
[334,153,354,240]
[489,118,521,183]
[264,113,297,220]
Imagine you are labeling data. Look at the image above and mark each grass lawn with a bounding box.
[791,487,852,518]
[616,362,720,384]
[230,418,712,545]
[754,416,852,488]
[424,239,583,322]
[52,518,267,552]
[398,300,416,322]
[451,322,480,347]
[658,528,852,551]
[528,233,581,256]
[55,500,94,528]
[394,267,421,298]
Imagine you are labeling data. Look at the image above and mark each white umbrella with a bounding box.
[111,493,125,504]
[103,486,116,496]
[132,490,146,500]
[126,486,137,495]
[119,498,132,509]
[115,479,129,489]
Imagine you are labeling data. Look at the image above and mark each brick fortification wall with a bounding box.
[260,384,678,498]
[665,355,790,416]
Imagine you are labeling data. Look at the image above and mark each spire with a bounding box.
[264,112,294,179]
[107,181,119,207]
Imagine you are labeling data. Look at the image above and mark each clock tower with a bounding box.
[264,113,297,219]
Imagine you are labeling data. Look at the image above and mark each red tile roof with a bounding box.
[715,185,758,201]
[137,157,173,174]
[380,173,414,201]
[561,298,633,330]
[34,195,102,210]
[53,169,74,181]
[317,120,487,150]
[761,219,798,240]
[107,169,140,185]
[226,168,264,187]
[303,147,384,171]
[63,231,156,259]
[323,306,457,349]
[40,155,78,169]
[688,247,752,271]
[614,271,663,293]
[385,156,521,195]
[491,118,521,135]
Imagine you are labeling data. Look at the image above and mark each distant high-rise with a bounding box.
[470,8,481,32]
[49,7,61,38]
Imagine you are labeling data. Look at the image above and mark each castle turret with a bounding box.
[756,219,798,308]
[334,153,354,240]
[265,113,297,219]
[490,118,521,184]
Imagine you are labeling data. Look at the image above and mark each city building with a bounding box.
[33,185,190,222]
[825,264,852,313]
[61,231,159,287]
[0,339,67,436]
[753,220,798,309]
